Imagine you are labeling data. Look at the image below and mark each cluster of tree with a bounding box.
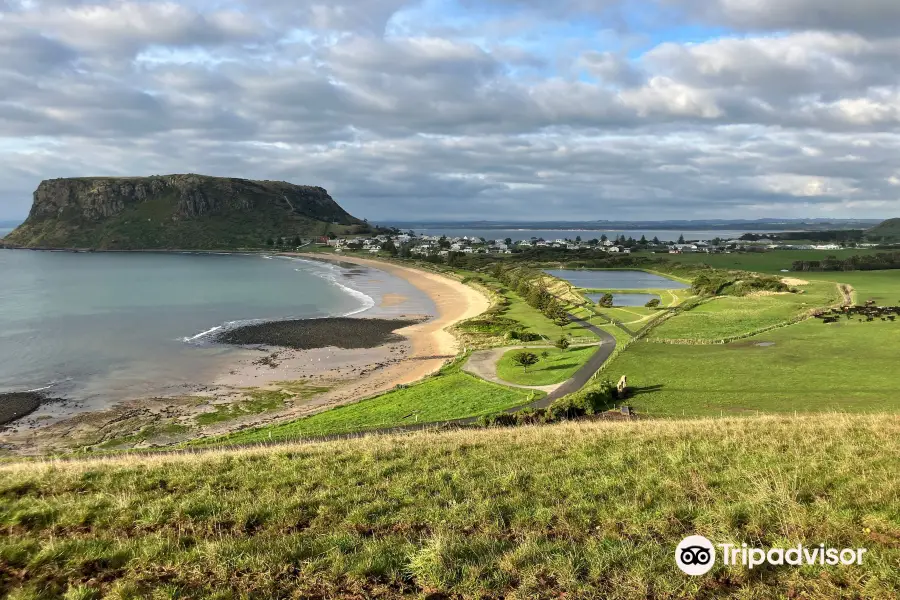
[265,235,303,248]
[490,265,571,330]
[691,270,789,296]
[777,230,865,243]
[791,252,900,272]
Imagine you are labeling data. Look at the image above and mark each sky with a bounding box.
[1,0,899,222]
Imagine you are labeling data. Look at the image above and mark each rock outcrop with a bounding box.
[5,175,365,249]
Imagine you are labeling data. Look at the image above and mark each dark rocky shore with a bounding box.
[0,392,48,427]
[215,317,422,350]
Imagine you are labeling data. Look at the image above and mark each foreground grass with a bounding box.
[497,346,598,386]
[1,415,897,599]
[200,365,538,445]
[608,318,900,417]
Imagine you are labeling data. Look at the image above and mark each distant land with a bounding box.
[866,218,900,241]
[3,175,369,249]
[387,218,884,231]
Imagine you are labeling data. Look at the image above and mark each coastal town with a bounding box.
[316,231,885,257]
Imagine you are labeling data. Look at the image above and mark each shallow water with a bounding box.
[0,251,432,409]
[545,269,689,290]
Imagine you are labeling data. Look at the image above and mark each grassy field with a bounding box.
[806,271,900,305]
[662,249,882,275]
[649,281,840,342]
[2,415,897,599]
[198,363,539,445]
[496,346,598,386]
[609,318,899,417]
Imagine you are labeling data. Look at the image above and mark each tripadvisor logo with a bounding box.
[675,535,868,576]
[676,536,716,575]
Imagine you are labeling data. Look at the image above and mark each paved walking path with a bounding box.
[462,342,601,393]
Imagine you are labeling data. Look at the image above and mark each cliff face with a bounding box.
[5,175,364,249]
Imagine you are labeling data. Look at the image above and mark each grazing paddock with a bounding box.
[648,281,840,342]
[664,249,883,274]
[607,318,900,417]
[807,270,900,305]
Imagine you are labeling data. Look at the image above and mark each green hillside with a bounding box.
[1,415,897,599]
[4,175,370,249]
[866,218,900,241]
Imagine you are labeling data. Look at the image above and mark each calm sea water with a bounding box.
[0,251,431,409]
[415,228,777,242]
[545,269,689,289]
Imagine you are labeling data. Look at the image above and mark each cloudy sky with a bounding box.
[1,0,899,222]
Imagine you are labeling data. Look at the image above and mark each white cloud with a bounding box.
[1,0,900,220]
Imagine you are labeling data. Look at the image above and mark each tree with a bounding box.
[292,235,302,247]
[645,298,661,308]
[553,315,570,331]
[639,235,648,245]
[541,350,550,359]
[327,232,337,240]
[380,240,398,255]
[504,237,513,246]
[652,236,661,245]
[276,237,284,247]
[598,293,614,308]
[575,235,582,243]
[266,237,274,247]
[554,336,570,350]
[678,234,685,244]
[600,234,608,242]
[513,351,540,372]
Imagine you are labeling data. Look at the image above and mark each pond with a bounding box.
[585,293,661,307]
[545,269,689,290]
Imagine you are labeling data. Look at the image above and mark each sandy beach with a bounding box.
[202,253,490,428]
[0,254,489,452]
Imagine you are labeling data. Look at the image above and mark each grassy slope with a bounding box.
[200,364,539,445]
[611,318,900,416]
[496,346,598,386]
[605,270,900,416]
[2,415,897,599]
[649,281,839,342]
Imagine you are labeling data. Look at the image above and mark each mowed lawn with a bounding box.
[200,367,539,444]
[496,345,598,386]
[610,318,900,416]
[649,281,840,341]
[2,416,897,599]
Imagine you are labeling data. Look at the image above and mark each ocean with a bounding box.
[414,228,778,242]
[0,250,432,411]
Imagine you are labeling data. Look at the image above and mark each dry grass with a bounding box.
[2,414,898,599]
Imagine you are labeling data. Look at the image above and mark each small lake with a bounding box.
[545,269,689,290]
[585,293,660,307]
